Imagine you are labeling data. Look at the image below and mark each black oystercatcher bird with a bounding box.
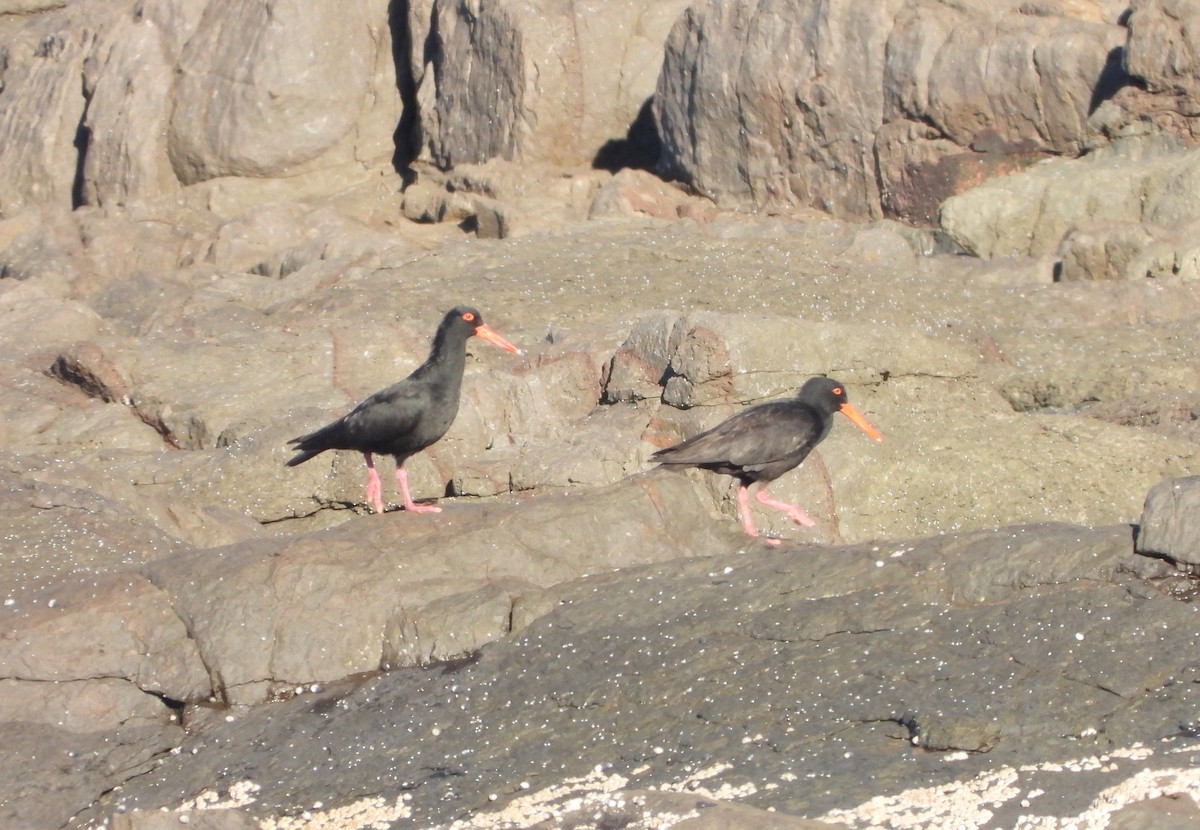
[651,376,882,540]
[286,306,520,514]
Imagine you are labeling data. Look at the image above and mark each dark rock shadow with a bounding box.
[388,0,422,182]
[71,118,91,209]
[593,97,662,172]
[1088,46,1133,116]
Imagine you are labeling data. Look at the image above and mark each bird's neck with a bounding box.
[415,330,468,394]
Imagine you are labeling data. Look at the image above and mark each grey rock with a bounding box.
[0,0,67,12]
[1058,219,1200,281]
[79,13,180,207]
[1057,221,1162,281]
[0,461,191,592]
[141,474,719,705]
[0,721,181,830]
[938,136,1197,258]
[73,524,1198,829]
[0,570,211,702]
[0,7,99,218]
[655,0,1124,219]
[1136,475,1200,569]
[167,0,396,184]
[0,676,173,734]
[657,310,975,409]
[108,809,259,830]
[0,204,90,291]
[1078,391,1200,444]
[603,311,687,403]
[1107,795,1200,830]
[655,0,902,217]
[1125,0,1200,111]
[589,169,716,221]
[423,0,690,168]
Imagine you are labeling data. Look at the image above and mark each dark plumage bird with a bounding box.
[651,376,882,541]
[286,306,520,514]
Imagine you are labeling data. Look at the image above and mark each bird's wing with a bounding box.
[338,382,426,443]
[290,382,425,452]
[654,403,819,470]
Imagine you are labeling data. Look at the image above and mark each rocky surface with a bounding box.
[1137,475,1200,571]
[63,523,1200,830]
[2,0,1200,829]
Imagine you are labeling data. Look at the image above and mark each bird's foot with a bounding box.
[780,507,816,528]
[755,490,816,527]
[403,502,442,514]
[395,467,439,515]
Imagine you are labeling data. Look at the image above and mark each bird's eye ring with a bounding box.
[462,311,476,323]
[832,386,843,395]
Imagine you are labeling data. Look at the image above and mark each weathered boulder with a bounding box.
[935,0,1200,262]
[655,0,902,217]
[1115,0,1200,139]
[0,0,402,218]
[141,474,718,705]
[0,5,112,218]
[78,12,184,207]
[1136,475,1200,570]
[589,168,719,221]
[654,0,1126,220]
[938,136,1200,258]
[168,0,398,185]
[420,0,691,169]
[0,571,210,702]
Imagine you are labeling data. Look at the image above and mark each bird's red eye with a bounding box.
[462,311,476,323]
[832,387,843,395]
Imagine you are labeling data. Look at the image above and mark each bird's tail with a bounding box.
[284,431,325,467]
[284,446,322,467]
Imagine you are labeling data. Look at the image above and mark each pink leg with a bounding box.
[737,485,780,546]
[755,486,816,528]
[396,465,441,514]
[364,453,386,515]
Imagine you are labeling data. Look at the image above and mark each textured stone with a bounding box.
[938,137,1200,258]
[72,524,1197,830]
[422,0,690,168]
[167,0,395,183]
[0,571,211,702]
[141,474,719,705]
[0,10,99,217]
[1136,475,1200,569]
[655,0,1124,219]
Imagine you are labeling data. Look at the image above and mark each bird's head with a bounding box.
[444,306,521,354]
[799,376,882,442]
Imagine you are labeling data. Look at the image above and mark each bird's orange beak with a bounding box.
[839,402,883,442]
[474,323,521,355]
